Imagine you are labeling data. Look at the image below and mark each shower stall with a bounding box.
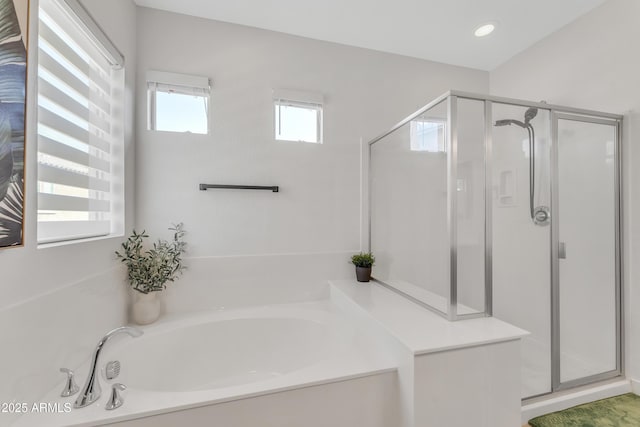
[368,91,622,399]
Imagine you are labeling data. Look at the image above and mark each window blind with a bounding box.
[37,0,124,244]
[148,82,209,97]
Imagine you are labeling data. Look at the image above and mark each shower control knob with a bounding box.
[533,206,550,226]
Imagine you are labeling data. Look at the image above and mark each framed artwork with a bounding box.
[0,0,27,248]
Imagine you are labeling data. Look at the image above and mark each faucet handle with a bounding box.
[59,368,79,397]
[105,383,126,410]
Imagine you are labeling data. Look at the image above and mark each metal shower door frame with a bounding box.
[366,89,624,370]
[549,111,624,392]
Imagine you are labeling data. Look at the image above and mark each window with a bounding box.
[37,0,125,244]
[147,71,211,134]
[273,89,323,143]
[410,119,445,152]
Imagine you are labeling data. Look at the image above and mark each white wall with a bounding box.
[414,341,522,427]
[0,0,137,422]
[490,0,640,381]
[491,104,553,397]
[134,7,489,305]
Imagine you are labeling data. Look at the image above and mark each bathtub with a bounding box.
[13,301,397,426]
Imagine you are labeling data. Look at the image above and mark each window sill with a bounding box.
[37,232,124,250]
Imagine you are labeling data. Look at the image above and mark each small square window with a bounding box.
[147,71,211,134]
[410,119,445,152]
[154,90,208,134]
[274,101,322,143]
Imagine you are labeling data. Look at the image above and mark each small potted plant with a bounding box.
[116,223,186,325]
[351,252,375,283]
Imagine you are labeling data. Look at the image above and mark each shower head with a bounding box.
[495,108,538,128]
[524,107,538,125]
[494,119,527,128]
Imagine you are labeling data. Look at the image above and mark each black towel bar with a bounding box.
[199,184,279,192]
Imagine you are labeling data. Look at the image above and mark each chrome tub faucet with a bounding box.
[74,326,143,409]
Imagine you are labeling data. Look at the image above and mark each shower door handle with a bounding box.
[558,242,567,259]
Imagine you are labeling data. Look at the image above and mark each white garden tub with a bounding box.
[117,315,331,392]
[14,301,396,427]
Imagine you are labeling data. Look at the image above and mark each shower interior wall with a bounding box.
[492,102,553,398]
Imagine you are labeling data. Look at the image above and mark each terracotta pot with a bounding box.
[132,291,161,325]
[355,266,372,282]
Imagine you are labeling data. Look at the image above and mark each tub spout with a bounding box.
[74,326,143,409]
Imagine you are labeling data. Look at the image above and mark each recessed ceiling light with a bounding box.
[474,23,496,37]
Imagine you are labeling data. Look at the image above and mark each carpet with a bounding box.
[528,393,640,427]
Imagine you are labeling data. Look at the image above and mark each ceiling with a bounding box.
[133,0,606,71]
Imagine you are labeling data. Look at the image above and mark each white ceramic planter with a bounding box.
[132,291,161,325]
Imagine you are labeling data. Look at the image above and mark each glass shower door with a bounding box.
[553,114,621,389]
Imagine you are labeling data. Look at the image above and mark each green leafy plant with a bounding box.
[351,252,375,268]
[116,223,186,294]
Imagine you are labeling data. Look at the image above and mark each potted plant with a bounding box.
[116,223,186,324]
[351,252,375,283]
